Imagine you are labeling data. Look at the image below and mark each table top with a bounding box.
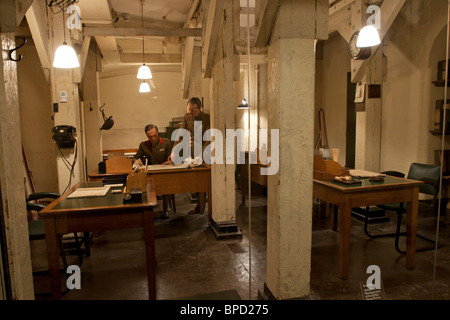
[88,164,210,178]
[313,176,423,192]
[39,181,157,217]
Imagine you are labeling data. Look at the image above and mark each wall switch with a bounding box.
[59,91,68,103]
[53,102,58,113]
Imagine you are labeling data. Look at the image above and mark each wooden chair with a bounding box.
[28,192,90,271]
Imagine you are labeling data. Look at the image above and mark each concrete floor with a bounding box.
[32,188,450,300]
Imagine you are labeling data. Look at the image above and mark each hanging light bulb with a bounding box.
[137,0,152,80]
[356,25,381,48]
[139,81,151,93]
[53,10,79,69]
[137,64,152,79]
[53,42,80,68]
[237,99,251,109]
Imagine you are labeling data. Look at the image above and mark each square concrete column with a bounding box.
[207,0,240,238]
[49,11,85,192]
[264,0,325,300]
[0,34,34,299]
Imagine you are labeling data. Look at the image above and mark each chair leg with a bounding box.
[171,194,176,213]
[394,213,440,254]
[83,232,91,257]
[58,235,69,271]
[363,207,398,239]
[73,233,83,267]
[394,213,406,254]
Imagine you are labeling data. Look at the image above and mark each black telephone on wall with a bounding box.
[52,125,76,148]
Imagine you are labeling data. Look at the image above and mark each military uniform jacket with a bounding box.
[134,137,172,164]
[174,111,210,157]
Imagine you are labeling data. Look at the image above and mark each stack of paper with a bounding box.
[68,185,111,198]
[349,169,385,178]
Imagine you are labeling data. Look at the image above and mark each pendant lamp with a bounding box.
[139,81,151,93]
[137,0,152,80]
[237,99,251,109]
[356,25,381,48]
[53,10,79,68]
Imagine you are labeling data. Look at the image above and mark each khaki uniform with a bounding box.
[174,111,210,158]
[133,137,173,217]
[174,110,210,214]
[134,137,172,164]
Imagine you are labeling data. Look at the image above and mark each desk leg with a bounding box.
[45,218,62,299]
[406,187,418,270]
[339,200,351,280]
[198,192,205,214]
[143,208,156,300]
[331,205,338,232]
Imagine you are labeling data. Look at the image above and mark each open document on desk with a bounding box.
[68,185,111,198]
[139,163,203,171]
[349,169,385,178]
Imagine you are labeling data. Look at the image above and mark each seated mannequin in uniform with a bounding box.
[133,124,173,219]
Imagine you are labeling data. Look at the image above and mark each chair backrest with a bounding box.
[381,170,405,178]
[407,163,441,196]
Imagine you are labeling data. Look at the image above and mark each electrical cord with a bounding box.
[57,139,78,194]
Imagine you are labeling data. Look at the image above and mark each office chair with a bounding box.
[363,163,441,254]
[27,192,89,271]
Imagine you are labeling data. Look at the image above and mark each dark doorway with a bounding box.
[346,72,356,169]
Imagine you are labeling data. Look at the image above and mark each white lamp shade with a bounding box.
[356,25,381,47]
[53,43,80,68]
[139,81,151,93]
[237,99,251,109]
[137,65,152,79]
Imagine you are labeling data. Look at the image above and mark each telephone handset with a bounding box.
[51,125,76,148]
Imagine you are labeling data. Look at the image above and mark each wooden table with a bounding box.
[313,176,422,280]
[39,180,158,300]
[88,164,212,217]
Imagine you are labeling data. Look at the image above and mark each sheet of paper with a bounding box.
[139,163,202,171]
[349,169,384,178]
[68,185,111,198]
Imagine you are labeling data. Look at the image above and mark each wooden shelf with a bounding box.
[432,80,450,87]
[430,130,450,135]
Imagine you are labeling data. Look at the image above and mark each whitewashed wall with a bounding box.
[320,0,450,174]
[99,71,189,150]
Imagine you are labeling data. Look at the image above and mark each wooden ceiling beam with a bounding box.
[253,0,279,47]
[25,0,51,83]
[202,0,225,78]
[83,27,202,38]
[120,53,182,64]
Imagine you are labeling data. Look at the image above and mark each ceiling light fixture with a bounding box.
[139,81,151,93]
[356,25,381,48]
[237,99,251,109]
[137,0,152,80]
[53,9,80,68]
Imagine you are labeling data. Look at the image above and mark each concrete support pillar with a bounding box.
[208,0,239,238]
[355,49,383,172]
[81,41,103,177]
[264,0,325,300]
[0,34,34,299]
[49,11,84,192]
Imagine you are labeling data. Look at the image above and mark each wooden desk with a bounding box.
[313,176,422,280]
[88,164,212,217]
[39,180,158,300]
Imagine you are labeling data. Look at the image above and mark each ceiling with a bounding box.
[72,0,257,76]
